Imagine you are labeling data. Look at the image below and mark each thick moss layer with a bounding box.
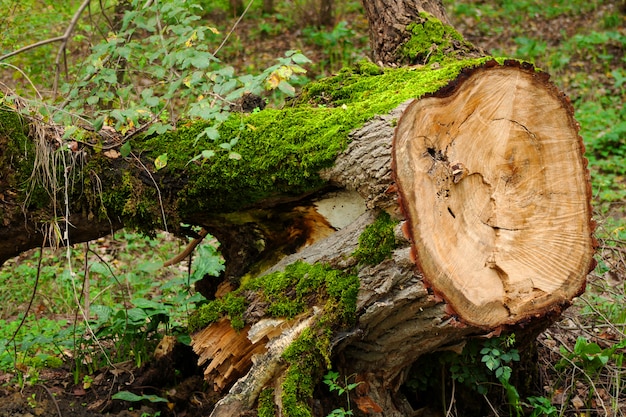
[257,388,277,417]
[188,260,359,417]
[188,261,359,333]
[0,107,40,204]
[133,56,491,217]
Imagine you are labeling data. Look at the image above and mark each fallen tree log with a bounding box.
[187,60,595,416]
[0,15,595,417]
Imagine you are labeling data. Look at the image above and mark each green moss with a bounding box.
[133,56,491,216]
[188,261,359,333]
[0,106,45,208]
[353,211,398,265]
[82,154,169,235]
[281,328,324,417]
[189,260,359,416]
[188,292,247,332]
[258,388,277,417]
[400,13,478,65]
[278,266,358,417]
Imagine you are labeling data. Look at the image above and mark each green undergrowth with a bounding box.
[0,230,223,381]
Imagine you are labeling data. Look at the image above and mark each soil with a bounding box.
[1,1,625,417]
[0,342,220,417]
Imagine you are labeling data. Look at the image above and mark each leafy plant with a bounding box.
[303,21,362,74]
[323,370,362,416]
[526,395,558,417]
[112,390,168,403]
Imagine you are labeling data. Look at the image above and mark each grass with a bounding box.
[0,229,223,383]
[0,0,625,414]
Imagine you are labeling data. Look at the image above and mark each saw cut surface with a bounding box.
[393,63,595,328]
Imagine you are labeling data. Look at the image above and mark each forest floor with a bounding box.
[1,1,625,417]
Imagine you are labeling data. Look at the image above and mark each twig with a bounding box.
[6,244,45,355]
[0,36,66,62]
[164,228,209,267]
[53,0,92,97]
[579,296,626,338]
[131,153,169,233]
[445,378,456,417]
[38,384,63,417]
[213,0,255,57]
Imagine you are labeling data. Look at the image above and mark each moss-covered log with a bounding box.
[0,11,595,417]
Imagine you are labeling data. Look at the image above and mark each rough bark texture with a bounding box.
[360,0,467,65]
[187,63,593,416]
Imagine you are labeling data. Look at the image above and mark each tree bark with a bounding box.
[360,0,467,65]
[183,61,594,416]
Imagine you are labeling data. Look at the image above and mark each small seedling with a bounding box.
[323,370,362,416]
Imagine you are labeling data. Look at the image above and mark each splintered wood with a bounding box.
[393,61,596,328]
[191,316,297,391]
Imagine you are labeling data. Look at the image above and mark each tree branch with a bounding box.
[0,36,66,62]
[53,0,92,96]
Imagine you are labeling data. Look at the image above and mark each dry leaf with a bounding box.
[355,396,383,414]
[103,149,120,159]
[571,395,585,410]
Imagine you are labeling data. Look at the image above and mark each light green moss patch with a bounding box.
[258,388,277,417]
[353,211,398,265]
[188,260,359,417]
[188,261,358,333]
[400,12,478,65]
[281,328,324,417]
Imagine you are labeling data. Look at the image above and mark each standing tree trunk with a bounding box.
[361,0,458,64]
[318,0,334,27]
[262,0,274,15]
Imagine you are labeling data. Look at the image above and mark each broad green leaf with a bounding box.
[154,153,168,170]
[93,117,104,132]
[112,391,168,403]
[201,149,215,159]
[278,80,296,96]
[120,141,131,157]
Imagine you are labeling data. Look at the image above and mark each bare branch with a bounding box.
[53,0,93,97]
[0,36,66,62]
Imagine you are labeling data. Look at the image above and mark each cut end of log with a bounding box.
[392,60,596,328]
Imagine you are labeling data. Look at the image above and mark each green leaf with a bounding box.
[112,391,168,403]
[93,117,104,132]
[202,150,215,159]
[290,52,312,65]
[154,153,168,170]
[120,141,131,157]
[126,308,149,324]
[277,80,296,96]
[203,126,220,141]
[86,95,100,105]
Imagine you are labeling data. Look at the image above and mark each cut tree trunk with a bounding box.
[393,61,596,328]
